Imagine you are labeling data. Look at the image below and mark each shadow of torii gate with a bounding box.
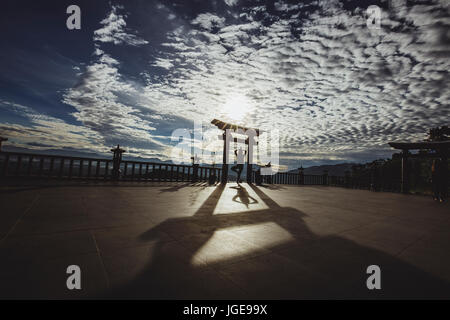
[103,183,450,299]
[211,119,261,183]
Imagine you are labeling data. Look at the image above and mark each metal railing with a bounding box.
[251,171,327,186]
[251,170,402,192]
[0,151,221,182]
[0,150,403,191]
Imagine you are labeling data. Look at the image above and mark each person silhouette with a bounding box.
[231,147,247,183]
[440,157,449,202]
[432,158,448,202]
[230,185,257,208]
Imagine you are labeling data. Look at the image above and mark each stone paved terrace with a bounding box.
[1,182,449,299]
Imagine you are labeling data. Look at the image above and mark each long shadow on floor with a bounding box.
[102,183,450,299]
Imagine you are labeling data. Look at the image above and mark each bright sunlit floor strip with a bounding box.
[213,183,269,215]
[190,222,294,266]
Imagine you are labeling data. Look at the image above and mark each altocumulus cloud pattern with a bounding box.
[0,0,449,168]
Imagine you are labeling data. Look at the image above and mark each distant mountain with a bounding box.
[2,145,175,164]
[289,163,355,176]
[226,163,357,177]
[3,145,111,159]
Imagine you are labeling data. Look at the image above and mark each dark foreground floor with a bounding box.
[0,182,449,299]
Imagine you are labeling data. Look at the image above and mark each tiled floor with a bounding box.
[1,182,449,299]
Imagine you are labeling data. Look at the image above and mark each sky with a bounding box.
[0,0,449,169]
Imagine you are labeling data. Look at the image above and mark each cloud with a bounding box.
[191,13,226,31]
[93,5,148,46]
[152,57,174,70]
[224,0,239,7]
[0,100,104,153]
[274,1,302,12]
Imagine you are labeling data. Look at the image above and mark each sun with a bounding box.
[221,94,254,123]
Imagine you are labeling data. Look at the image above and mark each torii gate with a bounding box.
[211,119,261,183]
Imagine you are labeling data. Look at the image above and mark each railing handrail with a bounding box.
[0,150,219,170]
[0,150,111,162]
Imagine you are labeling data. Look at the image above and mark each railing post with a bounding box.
[123,162,128,179]
[192,163,199,182]
[104,161,110,179]
[59,158,64,178]
[344,170,351,188]
[401,149,409,194]
[2,153,9,177]
[87,160,92,178]
[298,167,304,185]
[79,160,84,177]
[69,159,74,179]
[95,160,100,178]
[370,164,379,191]
[16,155,22,176]
[322,170,328,186]
[38,157,44,176]
[221,132,229,184]
[0,137,8,151]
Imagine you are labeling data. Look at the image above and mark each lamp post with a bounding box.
[111,144,125,180]
[191,154,200,182]
[0,137,7,152]
[298,165,304,185]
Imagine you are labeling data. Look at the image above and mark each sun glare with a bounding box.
[221,94,253,123]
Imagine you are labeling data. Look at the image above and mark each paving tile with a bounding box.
[0,252,107,299]
[398,231,450,283]
[0,190,38,235]
[92,223,174,254]
[10,215,91,236]
[217,251,328,299]
[0,230,97,263]
[339,220,430,256]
